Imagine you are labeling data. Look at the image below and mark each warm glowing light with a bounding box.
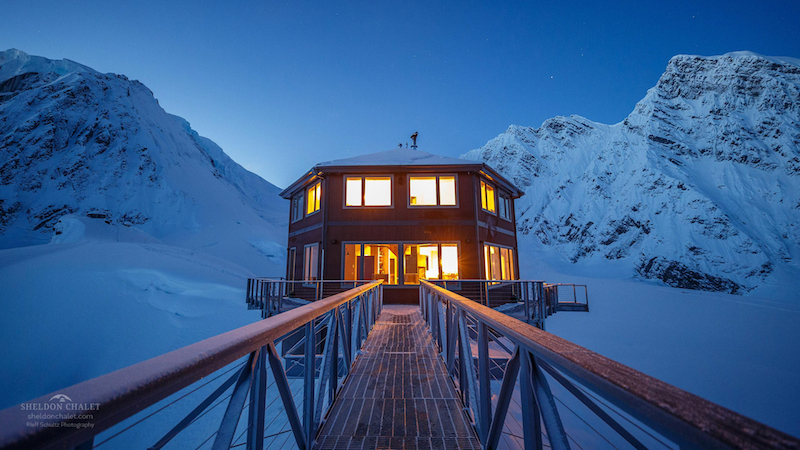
[364,177,391,206]
[481,181,496,213]
[484,244,514,280]
[418,245,440,279]
[441,244,458,279]
[307,182,321,214]
[345,177,362,206]
[409,177,437,205]
[439,177,456,205]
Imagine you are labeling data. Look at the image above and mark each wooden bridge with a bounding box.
[1,280,798,450]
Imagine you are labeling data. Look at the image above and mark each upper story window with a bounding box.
[498,194,511,220]
[291,193,304,222]
[480,180,496,213]
[306,182,321,215]
[345,176,392,207]
[409,175,457,207]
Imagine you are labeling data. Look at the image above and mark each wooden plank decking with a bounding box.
[315,305,481,450]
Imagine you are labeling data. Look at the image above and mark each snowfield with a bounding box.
[521,255,800,437]
[0,217,262,410]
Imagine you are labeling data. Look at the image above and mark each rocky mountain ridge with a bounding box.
[464,52,800,294]
[0,49,286,274]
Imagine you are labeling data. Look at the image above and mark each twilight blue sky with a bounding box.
[3,0,800,187]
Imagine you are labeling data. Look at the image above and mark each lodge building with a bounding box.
[279,146,524,304]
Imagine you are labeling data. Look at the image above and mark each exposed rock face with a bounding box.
[0,49,286,273]
[464,52,800,294]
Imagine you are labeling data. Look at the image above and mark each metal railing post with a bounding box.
[247,346,267,450]
[520,349,543,450]
[303,321,316,448]
[477,322,491,443]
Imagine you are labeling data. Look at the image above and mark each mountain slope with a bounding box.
[464,52,800,294]
[0,49,286,274]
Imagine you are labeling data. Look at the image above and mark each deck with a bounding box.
[314,305,481,449]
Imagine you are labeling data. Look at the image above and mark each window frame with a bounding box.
[483,242,516,281]
[342,174,394,209]
[342,241,461,286]
[498,194,511,221]
[480,180,497,214]
[291,192,304,223]
[287,247,297,281]
[406,173,459,208]
[306,181,322,216]
[303,242,320,283]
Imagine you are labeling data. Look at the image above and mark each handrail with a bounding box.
[0,281,383,450]
[420,280,800,450]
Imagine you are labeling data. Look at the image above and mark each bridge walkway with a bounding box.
[314,305,480,450]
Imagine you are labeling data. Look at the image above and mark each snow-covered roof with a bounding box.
[315,148,480,168]
[280,147,523,198]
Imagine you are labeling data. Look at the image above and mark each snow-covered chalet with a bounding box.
[279,146,524,303]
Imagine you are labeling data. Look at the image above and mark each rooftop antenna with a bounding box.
[410,131,418,149]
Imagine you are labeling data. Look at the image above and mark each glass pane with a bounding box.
[490,246,501,281]
[409,177,437,206]
[363,244,399,284]
[345,177,362,206]
[403,244,438,284]
[304,245,319,281]
[314,184,321,211]
[484,245,491,279]
[441,244,459,280]
[500,248,510,280]
[480,181,487,210]
[364,177,391,206]
[439,177,456,206]
[343,244,361,280]
[485,184,496,212]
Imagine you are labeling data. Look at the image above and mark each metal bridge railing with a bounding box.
[429,279,589,329]
[246,279,373,317]
[419,281,800,450]
[0,281,383,450]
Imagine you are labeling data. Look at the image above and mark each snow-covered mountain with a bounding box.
[464,51,800,294]
[0,49,287,274]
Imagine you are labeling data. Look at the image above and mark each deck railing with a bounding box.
[419,280,800,450]
[429,279,588,329]
[0,281,383,450]
[246,279,373,317]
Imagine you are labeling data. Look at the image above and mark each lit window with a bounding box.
[306,182,321,215]
[291,193,304,222]
[345,178,362,207]
[404,244,439,284]
[499,195,511,220]
[481,181,496,213]
[409,175,457,206]
[484,243,515,280]
[343,243,398,284]
[345,176,392,207]
[439,177,456,205]
[304,243,319,281]
[441,244,459,280]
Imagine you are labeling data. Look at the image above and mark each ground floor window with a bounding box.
[344,243,399,284]
[484,243,515,281]
[343,242,459,285]
[304,243,319,281]
[287,247,297,280]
